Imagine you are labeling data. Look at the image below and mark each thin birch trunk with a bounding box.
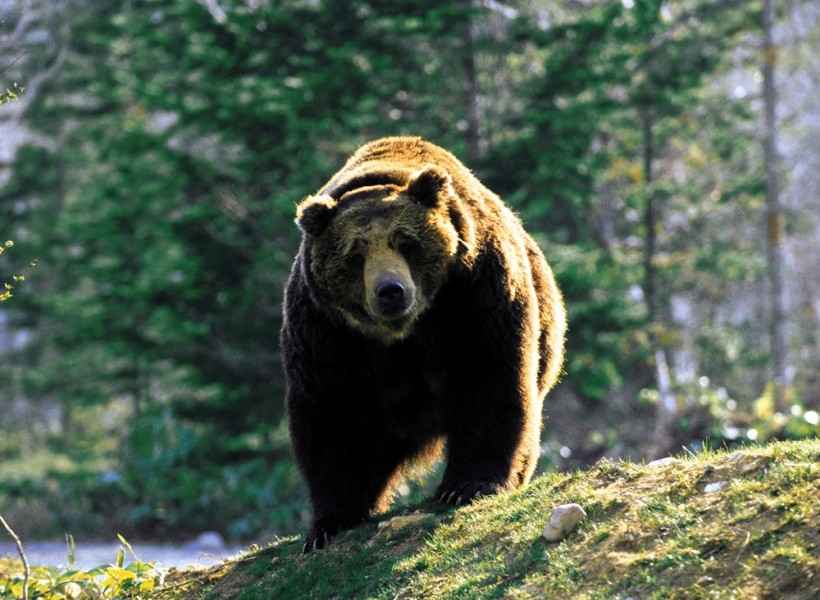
[643,109,676,454]
[762,0,792,409]
[462,2,481,165]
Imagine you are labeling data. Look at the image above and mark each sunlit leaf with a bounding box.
[117,534,135,558]
[66,534,76,569]
[136,578,155,591]
[125,561,155,574]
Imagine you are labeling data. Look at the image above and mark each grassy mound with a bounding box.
[181,439,820,600]
[4,438,819,599]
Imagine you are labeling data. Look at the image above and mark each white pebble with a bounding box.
[543,503,586,542]
[646,457,679,468]
[703,481,728,494]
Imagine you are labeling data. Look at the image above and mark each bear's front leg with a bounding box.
[434,394,535,505]
[432,295,543,506]
[288,391,417,552]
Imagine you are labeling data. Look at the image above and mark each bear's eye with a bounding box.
[346,253,365,271]
[397,240,419,261]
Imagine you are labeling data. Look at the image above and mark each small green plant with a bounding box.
[1,21,25,108]
[0,241,37,301]
[640,374,820,451]
[0,83,23,107]
[1,518,254,600]
[0,520,158,600]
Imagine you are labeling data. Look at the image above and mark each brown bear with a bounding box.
[281,136,565,552]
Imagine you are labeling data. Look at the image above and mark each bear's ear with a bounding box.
[296,195,337,237]
[406,165,454,208]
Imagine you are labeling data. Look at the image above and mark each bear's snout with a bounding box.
[370,275,415,318]
[362,236,417,323]
[376,279,405,306]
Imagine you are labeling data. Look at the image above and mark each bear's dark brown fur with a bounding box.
[282,137,566,552]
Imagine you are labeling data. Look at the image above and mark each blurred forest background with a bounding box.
[1,0,819,542]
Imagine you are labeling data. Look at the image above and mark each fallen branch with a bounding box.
[153,554,257,594]
[733,527,751,564]
[0,514,30,600]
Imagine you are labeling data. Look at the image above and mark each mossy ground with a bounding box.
[173,439,820,600]
[5,439,820,599]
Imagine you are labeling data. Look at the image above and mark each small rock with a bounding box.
[62,582,82,600]
[192,531,225,551]
[725,451,749,464]
[703,464,715,475]
[703,481,728,494]
[543,503,586,542]
[379,514,431,532]
[741,459,764,473]
[366,513,432,547]
[646,457,679,468]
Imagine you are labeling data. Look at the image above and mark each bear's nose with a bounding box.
[376,279,406,308]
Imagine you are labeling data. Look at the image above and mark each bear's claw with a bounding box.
[434,480,504,506]
[302,515,367,553]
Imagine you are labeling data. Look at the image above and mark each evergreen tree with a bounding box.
[485,0,763,448]
[1,0,797,537]
[2,0,496,536]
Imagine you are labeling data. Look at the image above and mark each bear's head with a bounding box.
[296,165,472,343]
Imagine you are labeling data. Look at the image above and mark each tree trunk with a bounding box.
[762,0,792,409]
[461,2,481,165]
[643,111,657,317]
[643,109,676,455]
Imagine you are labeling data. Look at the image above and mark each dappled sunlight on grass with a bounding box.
[160,438,820,600]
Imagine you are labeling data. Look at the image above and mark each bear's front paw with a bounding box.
[433,480,506,506]
[302,514,367,554]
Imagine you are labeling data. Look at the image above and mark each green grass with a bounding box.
[199,439,820,600]
[4,438,820,599]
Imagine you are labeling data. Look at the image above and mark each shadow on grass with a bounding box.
[201,501,453,600]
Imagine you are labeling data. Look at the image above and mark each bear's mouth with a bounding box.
[359,305,414,326]
[346,305,416,341]
[375,308,413,325]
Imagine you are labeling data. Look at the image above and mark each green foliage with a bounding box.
[643,377,820,452]
[543,239,647,400]
[115,415,306,538]
[1,0,488,538]
[0,0,811,543]
[0,534,156,600]
[485,0,765,403]
[0,83,22,107]
[0,20,24,107]
[0,241,37,302]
